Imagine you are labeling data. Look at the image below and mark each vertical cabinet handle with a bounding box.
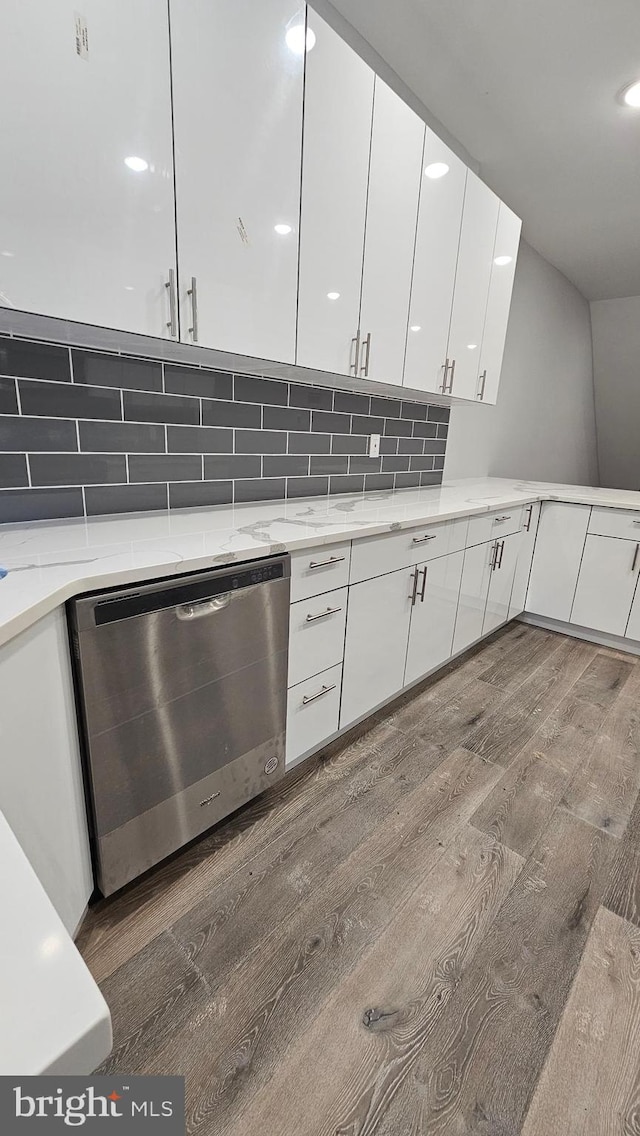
[165,268,178,338]
[524,505,533,532]
[187,276,199,342]
[477,369,487,401]
[350,332,361,376]
[359,332,372,377]
[497,539,505,569]
[440,358,450,393]
[447,358,456,393]
[420,566,428,602]
[490,541,499,571]
[632,544,640,572]
[409,568,419,606]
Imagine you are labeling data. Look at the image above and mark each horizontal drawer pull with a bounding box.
[302,683,337,706]
[412,533,437,544]
[494,514,512,522]
[308,555,346,570]
[305,605,342,623]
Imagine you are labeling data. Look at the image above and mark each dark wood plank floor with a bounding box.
[77,623,640,1135]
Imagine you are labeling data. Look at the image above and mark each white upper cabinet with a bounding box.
[296,14,374,375]
[170,0,304,361]
[357,79,425,385]
[444,172,500,400]
[0,1,176,338]
[403,133,467,395]
[475,202,522,403]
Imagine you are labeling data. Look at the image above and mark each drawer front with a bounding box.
[466,506,524,547]
[588,506,640,541]
[286,663,342,766]
[290,542,351,601]
[288,587,347,687]
[350,517,469,585]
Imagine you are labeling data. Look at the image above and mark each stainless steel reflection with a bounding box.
[70,555,290,896]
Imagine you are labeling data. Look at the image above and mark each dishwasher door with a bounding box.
[70,555,290,895]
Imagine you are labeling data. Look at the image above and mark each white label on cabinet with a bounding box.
[74,12,89,59]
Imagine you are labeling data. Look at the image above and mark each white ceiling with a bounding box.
[324,0,640,301]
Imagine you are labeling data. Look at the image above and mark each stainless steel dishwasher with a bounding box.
[69,555,290,896]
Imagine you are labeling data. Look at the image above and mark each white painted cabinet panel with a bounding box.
[170,0,304,360]
[476,202,522,404]
[0,1,176,338]
[625,574,640,642]
[483,531,520,635]
[510,502,540,617]
[340,567,413,727]
[296,13,374,375]
[288,587,347,686]
[445,172,500,400]
[286,663,342,766]
[570,535,640,636]
[403,133,467,395]
[357,78,425,385]
[525,503,590,622]
[404,551,464,686]
[452,540,495,655]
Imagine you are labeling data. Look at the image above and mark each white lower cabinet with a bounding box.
[570,535,640,636]
[452,541,495,655]
[288,587,347,687]
[404,551,464,686]
[286,664,342,766]
[483,531,520,635]
[526,502,590,621]
[340,567,414,728]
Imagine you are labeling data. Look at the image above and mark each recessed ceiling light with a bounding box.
[327,291,340,300]
[124,155,148,173]
[467,343,477,350]
[494,255,513,266]
[620,80,640,107]
[274,223,292,235]
[410,325,421,332]
[285,25,316,55]
[424,162,449,179]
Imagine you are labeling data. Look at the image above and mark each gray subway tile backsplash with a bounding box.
[0,330,448,522]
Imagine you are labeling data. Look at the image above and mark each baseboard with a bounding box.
[518,613,640,657]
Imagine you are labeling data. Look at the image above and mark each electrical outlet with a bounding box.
[369,433,381,458]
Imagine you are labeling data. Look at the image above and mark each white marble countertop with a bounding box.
[0,808,111,1074]
[2,476,640,649]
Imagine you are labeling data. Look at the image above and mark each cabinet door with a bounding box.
[340,567,413,728]
[296,13,374,375]
[357,78,425,386]
[452,540,495,655]
[571,535,640,636]
[483,532,520,635]
[526,503,589,621]
[0,1,176,338]
[445,172,500,400]
[476,202,522,404]
[170,0,304,361]
[403,133,467,395]
[625,571,640,642]
[510,502,540,617]
[405,551,464,686]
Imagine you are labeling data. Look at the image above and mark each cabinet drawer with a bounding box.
[350,517,468,585]
[588,507,640,542]
[290,542,351,601]
[286,663,342,766]
[466,507,524,547]
[288,587,347,687]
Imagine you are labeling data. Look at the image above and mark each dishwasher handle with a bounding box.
[176,594,232,620]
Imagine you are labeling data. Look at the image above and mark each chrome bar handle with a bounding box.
[350,332,361,376]
[497,539,505,569]
[633,544,640,572]
[187,276,198,342]
[495,514,512,523]
[308,555,346,570]
[440,358,450,393]
[490,541,499,571]
[302,683,337,706]
[165,268,178,338]
[412,533,437,544]
[409,568,419,606]
[359,332,371,377]
[420,565,428,602]
[305,605,342,623]
[477,369,487,401]
[524,504,534,532]
[447,358,456,393]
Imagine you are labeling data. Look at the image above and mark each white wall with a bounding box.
[444,240,599,485]
[590,295,640,491]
